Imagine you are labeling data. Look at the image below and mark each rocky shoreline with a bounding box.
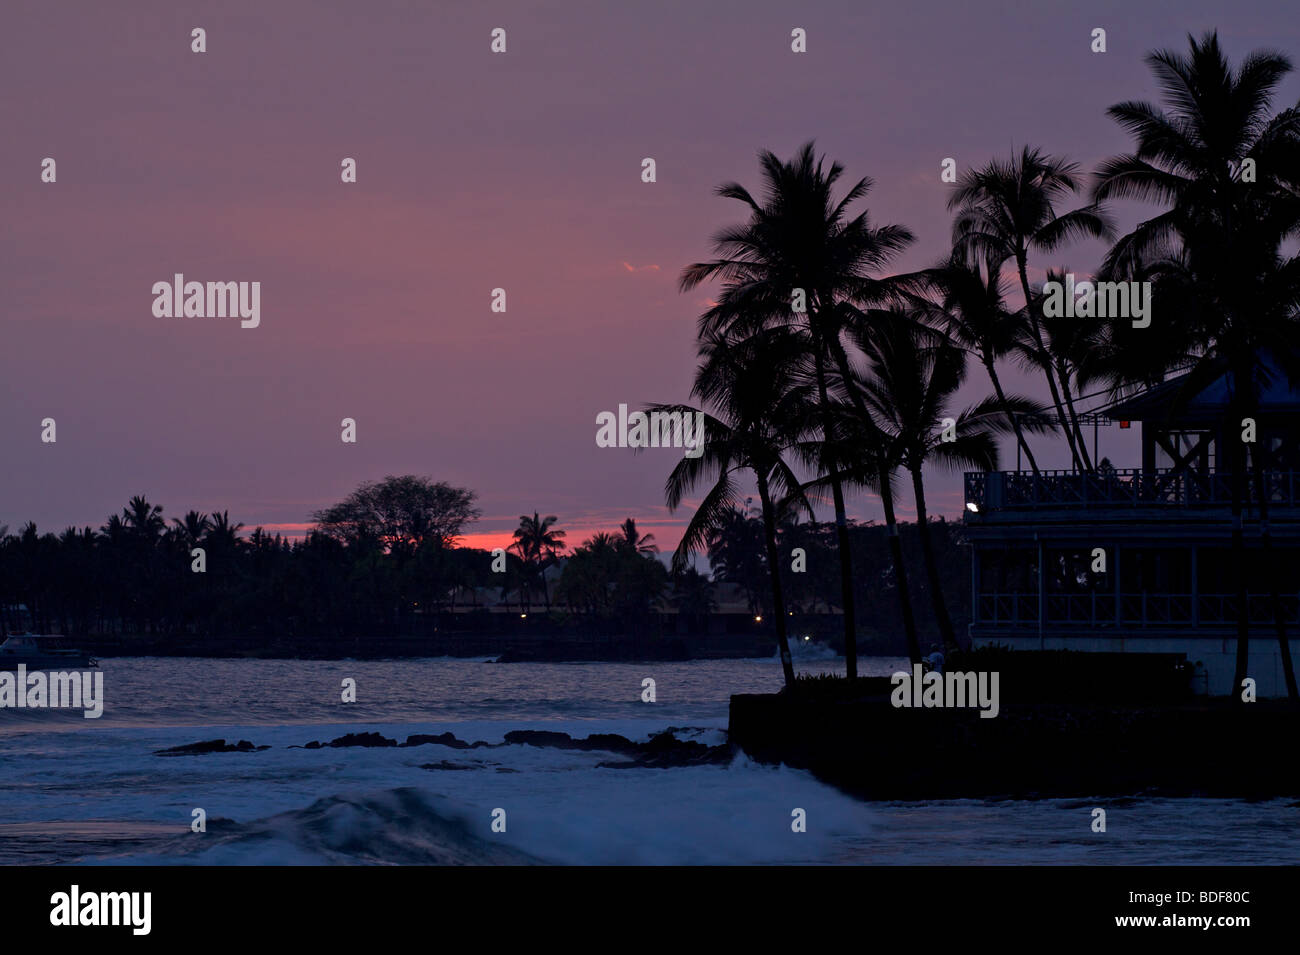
[147,691,1296,804]
[153,728,730,770]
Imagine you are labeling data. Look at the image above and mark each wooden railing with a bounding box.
[965,469,1300,511]
[976,592,1300,628]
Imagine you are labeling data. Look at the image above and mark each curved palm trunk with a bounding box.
[813,349,859,678]
[825,344,922,665]
[1250,444,1300,701]
[756,473,796,688]
[983,354,1040,475]
[1016,256,1084,471]
[1058,360,1094,471]
[1229,392,1250,704]
[910,465,960,654]
[880,467,922,665]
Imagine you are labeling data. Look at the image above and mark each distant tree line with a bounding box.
[0,480,495,640]
[0,477,967,647]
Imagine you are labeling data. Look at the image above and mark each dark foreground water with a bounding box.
[1,651,1295,864]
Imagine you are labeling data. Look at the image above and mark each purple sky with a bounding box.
[3,1,1297,553]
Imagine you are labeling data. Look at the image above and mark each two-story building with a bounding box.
[963,359,1300,696]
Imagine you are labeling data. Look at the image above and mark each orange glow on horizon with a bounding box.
[254,523,687,554]
[456,531,520,552]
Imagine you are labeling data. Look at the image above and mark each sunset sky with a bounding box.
[4,1,1297,555]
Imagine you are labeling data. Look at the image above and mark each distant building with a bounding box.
[964,358,1300,697]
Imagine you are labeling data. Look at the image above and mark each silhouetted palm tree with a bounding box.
[655,327,816,685]
[617,518,657,558]
[670,566,717,631]
[1032,267,1111,469]
[853,312,1048,654]
[172,511,212,548]
[949,146,1114,471]
[204,511,244,550]
[1094,30,1300,700]
[122,495,166,541]
[555,532,622,614]
[706,504,769,616]
[680,141,915,678]
[512,513,566,611]
[925,256,1045,474]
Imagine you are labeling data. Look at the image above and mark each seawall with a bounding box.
[728,691,1300,800]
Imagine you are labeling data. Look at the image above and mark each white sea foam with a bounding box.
[2,658,1296,865]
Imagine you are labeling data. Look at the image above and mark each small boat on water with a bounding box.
[0,634,98,670]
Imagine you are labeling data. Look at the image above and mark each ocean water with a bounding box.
[0,650,1295,865]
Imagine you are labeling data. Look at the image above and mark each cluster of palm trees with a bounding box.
[508,512,566,611]
[517,517,668,620]
[0,492,674,640]
[1,496,249,637]
[660,31,1300,696]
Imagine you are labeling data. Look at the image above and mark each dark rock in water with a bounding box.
[327,732,398,748]
[501,730,640,755]
[600,732,731,769]
[402,732,489,749]
[643,731,709,757]
[503,728,729,768]
[584,733,640,754]
[296,731,494,750]
[296,732,399,749]
[155,739,268,756]
[281,727,728,769]
[503,729,586,749]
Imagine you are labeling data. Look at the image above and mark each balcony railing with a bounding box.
[965,468,1300,511]
[976,592,1300,628]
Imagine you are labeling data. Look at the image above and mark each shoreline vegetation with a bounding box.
[0,479,969,661]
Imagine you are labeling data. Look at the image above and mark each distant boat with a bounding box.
[0,634,98,671]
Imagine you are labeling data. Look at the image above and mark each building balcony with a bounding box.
[964,468,1300,513]
[975,591,1300,630]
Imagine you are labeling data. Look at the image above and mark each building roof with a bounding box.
[1100,353,1300,422]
